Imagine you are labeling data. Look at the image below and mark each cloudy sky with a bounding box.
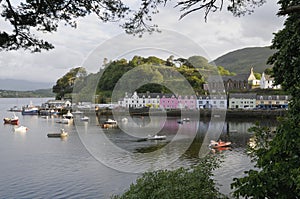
[0,1,285,87]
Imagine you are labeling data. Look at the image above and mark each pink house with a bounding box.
[177,95,196,110]
[160,95,178,109]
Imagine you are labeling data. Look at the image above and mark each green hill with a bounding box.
[213,47,277,74]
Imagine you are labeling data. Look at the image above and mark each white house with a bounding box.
[197,95,227,109]
[118,92,161,109]
[229,93,256,109]
[260,72,281,89]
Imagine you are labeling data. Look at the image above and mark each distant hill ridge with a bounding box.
[0,78,53,91]
[213,47,276,74]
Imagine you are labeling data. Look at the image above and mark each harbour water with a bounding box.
[0,98,278,198]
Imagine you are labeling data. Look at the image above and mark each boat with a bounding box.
[8,106,22,112]
[56,117,71,124]
[101,119,118,128]
[13,125,28,132]
[22,101,39,115]
[147,135,167,140]
[3,114,19,125]
[80,116,89,121]
[209,140,231,149]
[47,129,68,138]
[63,110,73,119]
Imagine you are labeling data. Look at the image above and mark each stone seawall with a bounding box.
[92,108,287,118]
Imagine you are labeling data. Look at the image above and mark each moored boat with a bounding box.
[22,101,39,115]
[209,140,231,149]
[56,117,71,124]
[63,110,73,119]
[47,129,68,138]
[3,114,19,125]
[101,119,118,128]
[8,106,22,112]
[13,125,28,132]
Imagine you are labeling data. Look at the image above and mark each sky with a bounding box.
[0,0,285,87]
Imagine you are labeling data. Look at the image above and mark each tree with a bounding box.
[0,0,267,52]
[231,1,300,198]
[52,67,87,100]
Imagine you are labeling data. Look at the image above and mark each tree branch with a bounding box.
[278,5,300,15]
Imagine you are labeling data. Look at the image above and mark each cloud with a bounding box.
[0,1,285,85]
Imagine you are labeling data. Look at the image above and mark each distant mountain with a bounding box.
[0,79,53,91]
[213,47,277,74]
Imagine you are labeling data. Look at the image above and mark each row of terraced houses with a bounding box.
[118,67,290,110]
[117,92,290,110]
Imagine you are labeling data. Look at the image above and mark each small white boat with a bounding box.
[101,119,118,128]
[147,135,167,140]
[80,116,89,121]
[47,129,68,138]
[56,117,71,124]
[13,125,28,132]
[63,110,73,119]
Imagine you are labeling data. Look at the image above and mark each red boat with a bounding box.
[209,140,231,149]
[3,114,19,125]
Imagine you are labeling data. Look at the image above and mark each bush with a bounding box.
[112,156,227,199]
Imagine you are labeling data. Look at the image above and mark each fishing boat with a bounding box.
[3,114,19,125]
[47,129,68,138]
[22,101,39,115]
[209,140,231,149]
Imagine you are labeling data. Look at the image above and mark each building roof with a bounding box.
[256,95,291,100]
[229,93,257,99]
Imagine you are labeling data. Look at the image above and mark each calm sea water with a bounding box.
[0,98,278,198]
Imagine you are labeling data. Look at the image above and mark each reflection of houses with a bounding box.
[256,95,290,109]
[260,72,281,89]
[118,92,161,109]
[197,95,227,109]
[160,94,178,109]
[229,93,256,109]
[177,95,196,109]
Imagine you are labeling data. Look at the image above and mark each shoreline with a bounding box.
[94,108,287,119]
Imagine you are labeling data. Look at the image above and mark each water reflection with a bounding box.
[76,115,278,176]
